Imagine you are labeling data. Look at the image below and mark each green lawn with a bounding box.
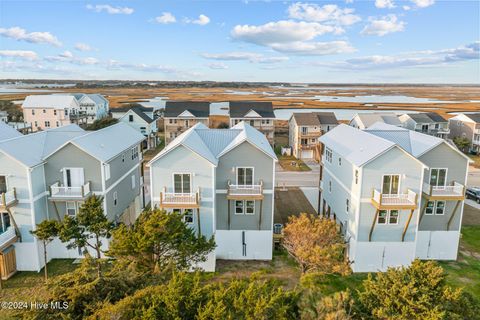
[440,226,480,298]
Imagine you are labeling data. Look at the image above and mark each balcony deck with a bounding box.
[0,227,17,251]
[49,181,91,200]
[423,182,465,200]
[159,188,200,209]
[227,181,264,200]
[371,189,418,210]
[0,188,17,210]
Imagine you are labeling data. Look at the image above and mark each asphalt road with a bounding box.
[275,160,320,188]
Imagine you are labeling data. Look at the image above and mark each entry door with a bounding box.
[430,169,447,187]
[382,175,400,195]
[64,168,84,187]
[0,176,6,193]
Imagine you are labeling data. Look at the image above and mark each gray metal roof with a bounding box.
[229,101,275,118]
[0,124,86,167]
[22,95,79,109]
[69,123,146,162]
[149,121,277,166]
[164,101,210,118]
[0,122,22,141]
[126,107,155,124]
[464,113,480,123]
[354,112,402,128]
[406,112,447,124]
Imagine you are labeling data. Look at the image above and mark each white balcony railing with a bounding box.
[0,188,17,207]
[372,189,417,207]
[160,187,199,206]
[227,180,263,197]
[50,181,91,198]
[0,227,17,248]
[423,182,465,198]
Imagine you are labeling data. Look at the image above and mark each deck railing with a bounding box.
[227,180,263,197]
[160,187,200,206]
[0,227,16,248]
[423,182,465,198]
[0,188,17,208]
[50,181,91,198]
[373,189,417,207]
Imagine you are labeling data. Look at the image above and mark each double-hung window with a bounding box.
[174,209,194,224]
[425,200,446,215]
[325,147,332,163]
[237,167,253,187]
[174,173,191,194]
[378,210,399,225]
[430,168,447,187]
[234,200,255,215]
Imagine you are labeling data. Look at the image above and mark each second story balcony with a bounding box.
[227,180,264,200]
[423,182,465,200]
[159,187,200,209]
[49,181,91,200]
[0,188,17,210]
[371,189,418,210]
[0,226,17,251]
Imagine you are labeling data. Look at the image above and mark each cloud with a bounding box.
[269,40,356,55]
[0,26,62,46]
[375,0,396,9]
[232,20,342,45]
[361,14,405,36]
[155,12,176,24]
[207,62,228,69]
[287,3,361,26]
[410,0,435,8]
[201,51,289,63]
[231,20,354,55]
[0,50,38,60]
[403,5,411,10]
[45,51,99,65]
[321,41,479,69]
[75,43,94,51]
[184,14,211,25]
[86,4,134,15]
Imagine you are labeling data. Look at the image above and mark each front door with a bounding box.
[382,174,400,195]
[430,169,447,187]
[64,168,84,187]
[0,176,6,193]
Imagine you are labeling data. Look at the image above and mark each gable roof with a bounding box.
[365,122,467,160]
[352,112,402,128]
[164,101,210,118]
[65,123,145,163]
[149,121,277,166]
[111,105,153,113]
[0,122,22,141]
[0,124,86,167]
[229,101,275,118]
[405,112,447,124]
[122,107,155,124]
[291,112,338,126]
[462,113,480,123]
[22,95,79,109]
[319,124,397,167]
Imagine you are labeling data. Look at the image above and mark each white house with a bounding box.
[111,106,158,150]
[148,122,277,271]
[399,112,450,139]
[349,112,402,129]
[319,123,467,272]
[70,93,109,124]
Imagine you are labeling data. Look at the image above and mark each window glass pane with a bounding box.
[425,201,434,215]
[436,201,445,215]
[430,169,438,185]
[174,174,182,193]
[238,168,245,185]
[438,169,446,186]
[245,168,253,185]
[389,210,399,224]
[235,200,244,214]
[182,174,191,193]
[378,210,387,224]
[246,201,255,215]
[382,176,391,194]
[391,175,399,194]
[183,209,193,223]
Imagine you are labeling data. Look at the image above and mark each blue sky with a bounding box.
[0,0,478,83]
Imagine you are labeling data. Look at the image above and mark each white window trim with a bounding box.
[429,168,448,187]
[234,200,255,215]
[113,191,118,206]
[425,200,435,215]
[66,201,77,216]
[378,210,399,225]
[172,172,192,194]
[236,167,254,187]
[381,174,401,195]
[325,147,332,163]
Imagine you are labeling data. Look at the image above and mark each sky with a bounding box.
[0,0,479,83]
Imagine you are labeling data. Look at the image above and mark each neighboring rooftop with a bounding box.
[111,105,153,113]
[229,101,275,118]
[69,93,109,105]
[291,112,338,126]
[405,112,447,123]
[68,123,146,162]
[352,112,402,128]
[119,106,155,123]
[22,95,79,109]
[164,101,210,118]
[0,124,86,167]
[461,113,480,123]
[0,122,22,141]
[149,121,277,166]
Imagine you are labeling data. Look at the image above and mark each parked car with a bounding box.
[466,187,480,203]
